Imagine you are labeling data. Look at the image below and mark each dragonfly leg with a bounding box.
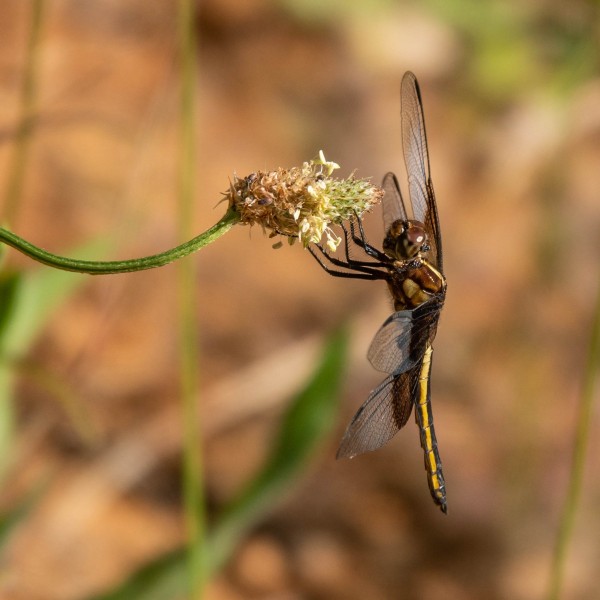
[350,217,390,262]
[308,245,387,280]
[338,223,384,267]
[311,242,388,276]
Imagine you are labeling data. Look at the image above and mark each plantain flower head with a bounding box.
[225,151,383,251]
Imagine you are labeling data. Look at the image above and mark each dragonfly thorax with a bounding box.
[383,219,429,261]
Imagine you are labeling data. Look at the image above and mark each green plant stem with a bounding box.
[0,0,45,487]
[176,0,206,598]
[2,0,45,225]
[547,282,600,600]
[0,207,239,274]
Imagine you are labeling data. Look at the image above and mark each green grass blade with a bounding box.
[208,324,348,571]
[86,550,187,600]
[85,324,348,600]
[0,273,21,341]
[0,480,46,548]
[0,238,112,477]
[0,238,112,358]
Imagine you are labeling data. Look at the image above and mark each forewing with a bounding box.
[367,298,443,374]
[337,368,418,459]
[401,72,443,272]
[382,171,409,233]
[367,310,416,374]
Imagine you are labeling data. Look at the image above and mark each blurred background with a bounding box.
[0,1,599,599]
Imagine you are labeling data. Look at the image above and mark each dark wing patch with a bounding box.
[367,310,415,374]
[367,298,443,374]
[401,72,443,272]
[336,367,418,459]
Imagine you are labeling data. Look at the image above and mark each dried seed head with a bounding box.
[225,151,384,251]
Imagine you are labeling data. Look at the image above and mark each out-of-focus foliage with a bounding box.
[0,239,110,477]
[87,325,348,600]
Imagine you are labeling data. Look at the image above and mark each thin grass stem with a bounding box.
[547,281,600,600]
[2,0,45,225]
[176,0,206,597]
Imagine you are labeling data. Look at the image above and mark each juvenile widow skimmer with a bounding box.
[309,72,447,513]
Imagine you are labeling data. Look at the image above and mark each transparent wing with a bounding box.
[401,72,443,272]
[423,182,443,273]
[367,297,443,374]
[382,171,409,233]
[401,72,430,224]
[337,366,419,459]
[367,310,415,374]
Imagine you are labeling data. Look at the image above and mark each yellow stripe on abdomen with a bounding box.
[415,345,447,513]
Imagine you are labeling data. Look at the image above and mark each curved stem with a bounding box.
[0,207,240,274]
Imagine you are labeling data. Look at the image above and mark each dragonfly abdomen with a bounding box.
[415,345,447,513]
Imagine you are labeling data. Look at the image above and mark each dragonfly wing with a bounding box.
[423,181,443,273]
[337,369,417,459]
[401,72,443,272]
[382,171,409,233]
[367,297,443,374]
[401,72,430,224]
[367,310,416,374]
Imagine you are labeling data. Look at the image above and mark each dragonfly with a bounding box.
[309,72,447,513]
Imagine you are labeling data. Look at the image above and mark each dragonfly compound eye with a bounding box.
[400,222,426,257]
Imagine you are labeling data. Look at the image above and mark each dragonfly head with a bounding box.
[383,219,429,260]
